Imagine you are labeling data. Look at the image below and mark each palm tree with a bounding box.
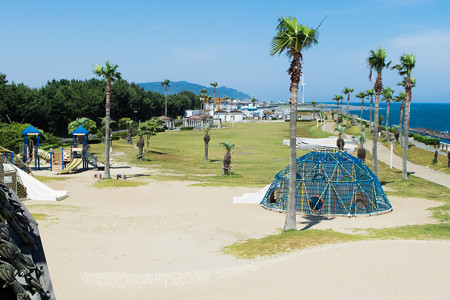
[200,88,207,113]
[392,54,416,180]
[332,95,343,124]
[93,61,122,179]
[251,97,256,119]
[271,16,319,231]
[335,125,346,151]
[366,89,375,133]
[396,77,416,145]
[161,79,170,117]
[210,82,218,111]
[366,47,391,176]
[381,87,394,141]
[342,87,354,128]
[220,141,235,175]
[203,123,211,161]
[357,132,366,163]
[311,101,317,119]
[355,91,367,132]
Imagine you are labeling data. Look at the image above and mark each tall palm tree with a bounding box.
[251,97,256,119]
[366,47,391,176]
[396,77,415,145]
[355,91,367,132]
[311,101,317,119]
[200,88,207,113]
[270,16,319,231]
[210,82,218,111]
[342,87,354,128]
[366,89,375,133]
[392,92,405,142]
[381,87,394,141]
[392,54,416,180]
[332,95,343,124]
[161,79,170,117]
[93,60,121,179]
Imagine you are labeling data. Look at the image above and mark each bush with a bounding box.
[409,133,440,146]
[175,121,183,127]
[111,132,124,140]
[271,117,277,120]
[180,127,194,131]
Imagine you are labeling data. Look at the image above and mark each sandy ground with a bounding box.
[24,160,450,300]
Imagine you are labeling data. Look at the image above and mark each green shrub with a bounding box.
[271,117,277,120]
[175,121,183,127]
[180,126,194,131]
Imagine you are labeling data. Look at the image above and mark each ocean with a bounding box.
[335,102,449,134]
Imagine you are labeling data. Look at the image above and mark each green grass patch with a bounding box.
[31,213,50,221]
[92,178,148,188]
[381,141,450,174]
[222,229,364,259]
[33,175,70,182]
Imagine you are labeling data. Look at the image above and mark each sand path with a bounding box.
[26,163,448,299]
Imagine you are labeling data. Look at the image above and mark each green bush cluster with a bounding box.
[180,127,194,131]
[409,133,440,146]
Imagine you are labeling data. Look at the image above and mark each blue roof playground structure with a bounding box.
[260,149,393,217]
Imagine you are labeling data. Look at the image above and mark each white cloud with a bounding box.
[388,30,450,70]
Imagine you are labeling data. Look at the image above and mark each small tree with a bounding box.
[335,125,346,151]
[357,132,366,162]
[119,117,135,144]
[68,117,98,135]
[138,118,163,151]
[220,142,235,175]
[203,123,211,162]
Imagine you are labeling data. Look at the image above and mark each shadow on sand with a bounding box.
[299,215,334,230]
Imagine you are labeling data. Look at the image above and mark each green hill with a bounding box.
[137,81,251,100]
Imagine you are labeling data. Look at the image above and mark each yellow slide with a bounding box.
[57,158,83,174]
[37,149,51,162]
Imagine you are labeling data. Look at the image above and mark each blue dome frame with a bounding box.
[260,149,393,217]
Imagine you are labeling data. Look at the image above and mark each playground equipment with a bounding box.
[260,148,392,216]
[0,154,28,199]
[0,146,30,173]
[21,125,42,171]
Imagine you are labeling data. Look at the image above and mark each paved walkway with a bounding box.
[321,121,450,189]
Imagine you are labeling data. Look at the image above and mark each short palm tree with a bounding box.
[270,16,319,231]
[381,87,394,141]
[220,142,235,175]
[366,89,375,133]
[251,97,256,119]
[355,91,367,132]
[357,132,366,162]
[392,54,416,180]
[366,47,391,176]
[93,61,122,179]
[161,79,170,116]
[332,95,343,124]
[342,87,354,128]
[335,125,346,151]
[203,123,211,162]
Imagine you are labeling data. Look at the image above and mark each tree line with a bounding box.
[0,73,201,136]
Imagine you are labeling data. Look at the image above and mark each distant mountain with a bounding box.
[136,81,251,100]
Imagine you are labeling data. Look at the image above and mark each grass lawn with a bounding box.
[90,121,331,187]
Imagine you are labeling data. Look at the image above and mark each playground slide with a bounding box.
[57,158,83,174]
[11,165,68,201]
[37,148,51,162]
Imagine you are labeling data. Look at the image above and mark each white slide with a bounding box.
[233,184,270,204]
[11,165,68,201]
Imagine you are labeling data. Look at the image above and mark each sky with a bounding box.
[1,0,449,103]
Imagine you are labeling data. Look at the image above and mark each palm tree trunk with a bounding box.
[385,101,390,142]
[346,95,350,128]
[285,56,300,231]
[360,98,364,132]
[399,100,404,145]
[402,81,412,180]
[372,76,382,176]
[164,86,168,116]
[104,80,111,179]
[369,96,373,133]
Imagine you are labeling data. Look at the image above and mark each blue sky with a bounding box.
[1,0,449,103]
